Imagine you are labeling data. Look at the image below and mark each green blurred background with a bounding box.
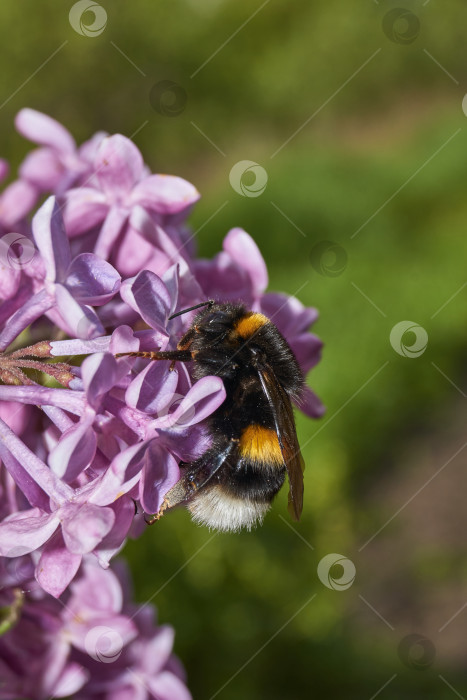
[2,1,467,697]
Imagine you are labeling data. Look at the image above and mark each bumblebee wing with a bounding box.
[257,367,305,521]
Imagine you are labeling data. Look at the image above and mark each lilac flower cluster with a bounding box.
[0,109,323,698]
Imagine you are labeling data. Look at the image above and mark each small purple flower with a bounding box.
[0,558,191,700]
[63,134,200,262]
[0,196,121,349]
[15,108,106,195]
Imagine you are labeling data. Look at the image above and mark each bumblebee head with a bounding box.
[193,303,245,341]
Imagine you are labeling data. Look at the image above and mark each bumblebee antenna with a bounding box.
[169,299,214,321]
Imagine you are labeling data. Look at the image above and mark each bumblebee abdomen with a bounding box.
[187,458,286,532]
[185,428,286,532]
[187,487,271,532]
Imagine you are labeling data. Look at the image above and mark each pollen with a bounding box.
[239,425,283,465]
[234,313,269,339]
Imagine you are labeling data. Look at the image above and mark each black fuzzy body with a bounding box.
[176,303,303,509]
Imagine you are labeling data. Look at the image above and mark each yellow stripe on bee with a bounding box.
[234,313,269,339]
[239,425,283,465]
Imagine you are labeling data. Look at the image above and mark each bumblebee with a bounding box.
[119,301,305,532]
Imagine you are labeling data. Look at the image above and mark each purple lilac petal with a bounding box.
[15,108,76,152]
[260,292,319,334]
[161,263,180,317]
[149,671,193,700]
[296,385,325,418]
[153,376,226,430]
[0,179,38,225]
[69,558,123,612]
[19,147,65,191]
[88,441,150,506]
[81,352,118,408]
[223,227,268,298]
[120,270,171,334]
[32,196,71,282]
[0,509,58,555]
[289,333,323,374]
[0,447,49,509]
[63,187,108,236]
[0,280,34,325]
[140,443,180,514]
[0,552,35,588]
[0,385,84,414]
[61,503,115,555]
[107,681,147,700]
[20,240,46,279]
[0,158,9,181]
[98,296,141,328]
[94,497,135,567]
[131,327,171,353]
[48,413,97,482]
[109,328,143,385]
[42,405,75,433]
[93,205,128,259]
[70,612,138,657]
[0,287,53,351]
[95,134,145,198]
[0,416,72,500]
[193,254,253,304]
[0,401,30,435]
[100,395,149,442]
[109,325,140,355]
[175,361,193,396]
[139,626,175,675]
[165,655,188,684]
[128,206,188,273]
[54,283,105,338]
[41,641,76,700]
[130,174,200,214]
[64,253,121,305]
[125,362,178,414]
[158,423,212,463]
[36,530,82,597]
[78,130,108,163]
[113,224,156,276]
[52,663,89,698]
[0,266,20,302]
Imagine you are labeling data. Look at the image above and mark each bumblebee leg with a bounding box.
[116,350,193,362]
[147,442,235,524]
[145,477,193,525]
